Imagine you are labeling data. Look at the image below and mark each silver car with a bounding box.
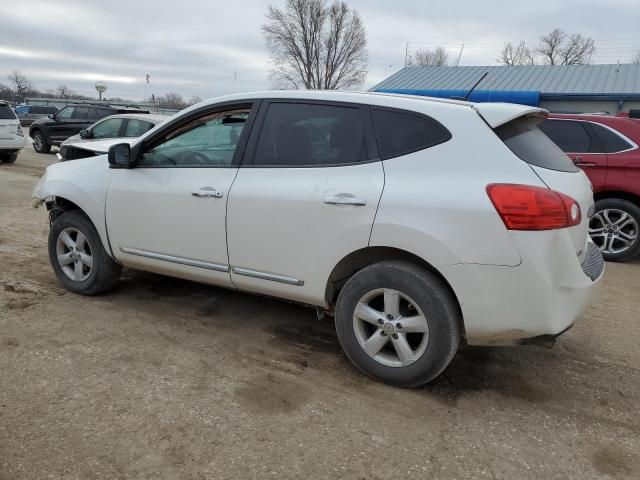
[57,113,168,161]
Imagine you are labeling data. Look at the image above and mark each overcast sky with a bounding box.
[1,0,638,101]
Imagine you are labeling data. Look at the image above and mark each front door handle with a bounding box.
[323,195,366,206]
[192,187,223,199]
[573,156,597,168]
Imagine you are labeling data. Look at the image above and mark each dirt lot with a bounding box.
[1,146,639,480]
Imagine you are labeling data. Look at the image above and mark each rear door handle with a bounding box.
[323,196,366,206]
[192,187,223,198]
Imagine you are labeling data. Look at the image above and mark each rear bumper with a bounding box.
[441,231,604,346]
[0,137,26,151]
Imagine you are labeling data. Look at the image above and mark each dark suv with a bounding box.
[29,104,149,153]
[540,114,640,262]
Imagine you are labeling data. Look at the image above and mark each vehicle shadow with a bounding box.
[113,269,565,403]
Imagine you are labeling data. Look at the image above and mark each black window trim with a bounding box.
[242,98,380,169]
[131,100,261,169]
[369,106,452,161]
[544,118,637,155]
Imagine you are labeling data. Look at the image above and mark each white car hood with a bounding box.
[473,103,548,128]
[63,137,138,154]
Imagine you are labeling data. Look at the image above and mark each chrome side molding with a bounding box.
[231,267,304,286]
[119,247,229,272]
[119,248,304,286]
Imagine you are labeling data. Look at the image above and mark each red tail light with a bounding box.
[486,184,582,231]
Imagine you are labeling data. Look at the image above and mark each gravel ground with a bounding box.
[1,146,639,480]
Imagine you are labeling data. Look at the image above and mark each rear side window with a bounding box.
[253,102,367,167]
[590,123,633,153]
[496,117,578,172]
[95,108,114,119]
[539,119,597,153]
[0,105,17,120]
[74,106,90,120]
[124,119,155,137]
[371,109,451,159]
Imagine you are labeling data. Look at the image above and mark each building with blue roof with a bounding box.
[371,64,640,114]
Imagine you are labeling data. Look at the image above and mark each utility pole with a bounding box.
[455,43,465,67]
[404,42,409,67]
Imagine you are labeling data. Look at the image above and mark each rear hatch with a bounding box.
[0,104,19,140]
[483,107,594,262]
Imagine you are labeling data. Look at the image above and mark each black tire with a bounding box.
[334,261,461,388]
[48,211,122,295]
[591,198,640,262]
[0,152,17,163]
[32,130,51,153]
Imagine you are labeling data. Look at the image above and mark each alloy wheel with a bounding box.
[352,288,429,367]
[589,209,638,255]
[55,227,93,281]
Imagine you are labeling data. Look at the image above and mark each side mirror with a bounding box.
[79,129,90,139]
[48,113,55,119]
[108,143,133,168]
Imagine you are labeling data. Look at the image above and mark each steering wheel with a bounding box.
[180,150,210,165]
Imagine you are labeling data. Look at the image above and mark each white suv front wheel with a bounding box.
[335,261,461,387]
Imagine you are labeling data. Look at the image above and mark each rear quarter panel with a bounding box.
[370,103,547,269]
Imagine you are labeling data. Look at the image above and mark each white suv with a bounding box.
[0,101,26,163]
[32,91,604,387]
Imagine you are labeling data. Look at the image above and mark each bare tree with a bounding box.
[158,92,187,110]
[263,0,367,90]
[633,52,640,65]
[536,29,595,65]
[536,29,566,65]
[558,33,595,65]
[7,70,32,98]
[413,47,449,67]
[498,41,535,66]
[188,95,203,106]
[0,82,12,101]
[55,84,74,98]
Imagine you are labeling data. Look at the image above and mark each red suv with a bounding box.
[540,114,640,262]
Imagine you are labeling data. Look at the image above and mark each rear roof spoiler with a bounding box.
[473,103,548,129]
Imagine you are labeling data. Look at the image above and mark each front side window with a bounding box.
[371,109,451,159]
[124,119,155,137]
[539,119,594,153]
[92,118,123,139]
[139,109,249,167]
[253,102,367,167]
[590,123,633,153]
[56,107,75,120]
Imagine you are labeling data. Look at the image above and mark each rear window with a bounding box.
[372,108,451,159]
[496,117,578,173]
[0,105,17,120]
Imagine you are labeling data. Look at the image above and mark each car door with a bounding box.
[68,106,91,138]
[539,119,607,190]
[106,102,258,287]
[48,106,76,143]
[589,120,639,190]
[90,118,125,140]
[226,100,384,306]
